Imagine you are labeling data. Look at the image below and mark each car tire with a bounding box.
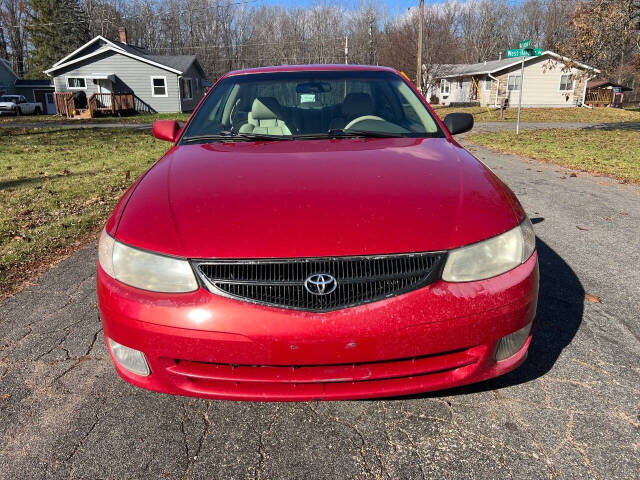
[34,107,42,115]
[14,107,21,117]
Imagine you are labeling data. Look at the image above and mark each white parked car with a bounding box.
[0,95,43,116]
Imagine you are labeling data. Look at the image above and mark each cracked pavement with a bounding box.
[1,140,639,479]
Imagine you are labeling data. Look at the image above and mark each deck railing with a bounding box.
[88,92,135,116]
[54,92,135,118]
[53,92,75,117]
[585,90,613,104]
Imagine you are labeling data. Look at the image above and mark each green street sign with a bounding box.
[519,39,531,49]
[506,48,543,58]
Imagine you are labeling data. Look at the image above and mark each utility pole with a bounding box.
[416,0,424,92]
[368,20,374,65]
[344,35,349,64]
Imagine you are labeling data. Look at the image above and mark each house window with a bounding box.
[67,77,86,89]
[151,76,167,97]
[180,77,192,100]
[440,79,450,95]
[484,78,493,91]
[507,74,521,91]
[559,74,573,91]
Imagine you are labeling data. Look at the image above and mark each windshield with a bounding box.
[0,96,13,102]
[181,70,443,142]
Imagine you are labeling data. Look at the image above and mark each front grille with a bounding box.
[193,252,445,311]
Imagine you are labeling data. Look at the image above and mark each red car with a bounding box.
[97,65,538,401]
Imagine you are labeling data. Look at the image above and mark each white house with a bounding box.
[428,51,600,108]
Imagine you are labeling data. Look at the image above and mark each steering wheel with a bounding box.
[344,115,385,130]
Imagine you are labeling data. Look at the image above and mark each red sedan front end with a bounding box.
[97,65,538,401]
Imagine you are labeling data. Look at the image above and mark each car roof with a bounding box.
[223,64,399,78]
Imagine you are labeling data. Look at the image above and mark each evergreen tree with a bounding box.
[26,0,89,78]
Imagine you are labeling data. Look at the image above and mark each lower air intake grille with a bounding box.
[193,253,445,312]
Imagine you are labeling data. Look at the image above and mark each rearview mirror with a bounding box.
[443,113,474,135]
[152,120,181,143]
[296,82,331,94]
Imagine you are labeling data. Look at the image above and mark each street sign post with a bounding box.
[516,58,525,134]
[507,44,543,134]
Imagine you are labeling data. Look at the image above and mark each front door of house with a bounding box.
[45,92,55,114]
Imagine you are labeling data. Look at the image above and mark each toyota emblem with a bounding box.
[304,273,337,295]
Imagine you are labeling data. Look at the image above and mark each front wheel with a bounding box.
[34,107,42,115]
[14,107,21,117]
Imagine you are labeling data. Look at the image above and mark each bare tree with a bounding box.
[0,0,28,75]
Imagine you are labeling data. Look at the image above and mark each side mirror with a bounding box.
[443,113,474,135]
[152,120,180,143]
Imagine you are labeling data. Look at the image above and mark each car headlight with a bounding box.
[442,218,535,282]
[98,229,198,292]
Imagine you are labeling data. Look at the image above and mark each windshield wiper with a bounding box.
[295,129,407,140]
[182,131,294,143]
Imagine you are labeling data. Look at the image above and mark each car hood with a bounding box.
[114,137,524,258]
[0,102,16,108]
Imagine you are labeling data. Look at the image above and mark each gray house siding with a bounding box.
[52,50,182,112]
[180,62,207,112]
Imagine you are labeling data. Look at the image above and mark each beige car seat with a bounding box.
[239,97,292,135]
[328,93,375,130]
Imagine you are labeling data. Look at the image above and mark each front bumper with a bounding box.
[98,253,538,401]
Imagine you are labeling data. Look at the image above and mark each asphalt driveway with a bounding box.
[1,142,639,479]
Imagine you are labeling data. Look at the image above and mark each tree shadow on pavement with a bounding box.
[582,122,640,131]
[407,237,585,399]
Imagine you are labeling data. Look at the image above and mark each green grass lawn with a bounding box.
[0,128,169,297]
[431,105,640,123]
[468,129,640,183]
[0,112,191,125]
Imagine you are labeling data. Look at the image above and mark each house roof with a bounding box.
[45,36,205,77]
[0,58,19,79]
[434,51,599,79]
[15,79,53,87]
[143,55,199,73]
[587,79,633,91]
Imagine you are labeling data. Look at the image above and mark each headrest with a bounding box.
[251,97,283,120]
[342,93,374,118]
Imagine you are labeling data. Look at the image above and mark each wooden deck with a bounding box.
[585,89,613,106]
[53,92,135,118]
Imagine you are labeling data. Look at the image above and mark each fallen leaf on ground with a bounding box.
[576,225,589,231]
[0,393,10,400]
[585,293,601,304]
[569,173,577,177]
